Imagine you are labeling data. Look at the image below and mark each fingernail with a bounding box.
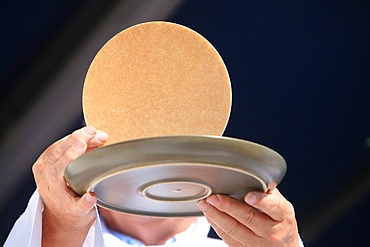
[97,131,108,142]
[197,200,208,211]
[207,195,220,207]
[84,126,96,135]
[74,140,85,149]
[245,193,258,205]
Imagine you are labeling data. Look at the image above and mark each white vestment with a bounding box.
[4,190,227,246]
[4,190,304,246]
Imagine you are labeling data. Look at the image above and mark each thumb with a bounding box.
[77,192,97,215]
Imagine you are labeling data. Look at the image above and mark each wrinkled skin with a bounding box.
[197,190,300,247]
[33,126,107,246]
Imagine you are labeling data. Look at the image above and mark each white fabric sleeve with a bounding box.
[4,190,43,246]
[3,190,103,247]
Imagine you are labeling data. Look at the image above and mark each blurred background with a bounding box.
[1,0,369,246]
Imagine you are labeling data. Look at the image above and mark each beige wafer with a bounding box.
[83,21,231,145]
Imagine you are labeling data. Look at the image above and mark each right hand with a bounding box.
[32,126,108,246]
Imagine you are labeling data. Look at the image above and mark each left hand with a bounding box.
[197,189,300,247]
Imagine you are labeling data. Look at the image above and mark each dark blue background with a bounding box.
[1,1,369,246]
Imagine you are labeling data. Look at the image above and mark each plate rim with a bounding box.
[64,135,287,216]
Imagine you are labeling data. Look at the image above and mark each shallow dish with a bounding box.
[65,135,286,217]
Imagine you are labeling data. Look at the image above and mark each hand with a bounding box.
[32,126,108,247]
[197,189,300,247]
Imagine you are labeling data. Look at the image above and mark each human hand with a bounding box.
[32,126,108,246]
[197,189,300,247]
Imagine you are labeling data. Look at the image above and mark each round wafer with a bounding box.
[83,21,231,145]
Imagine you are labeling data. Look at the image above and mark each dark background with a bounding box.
[1,1,370,246]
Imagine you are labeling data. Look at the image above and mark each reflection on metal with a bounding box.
[65,135,286,217]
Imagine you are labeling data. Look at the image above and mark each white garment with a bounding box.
[4,190,304,247]
[4,190,226,247]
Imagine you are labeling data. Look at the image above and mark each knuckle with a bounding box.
[50,147,64,163]
[71,127,92,141]
[271,204,283,218]
[223,221,239,236]
[70,130,83,143]
[240,209,255,226]
[270,198,292,221]
[266,226,281,241]
[218,196,232,211]
[71,128,83,138]
[269,197,280,211]
[283,201,296,223]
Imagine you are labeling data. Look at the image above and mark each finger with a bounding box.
[86,130,108,152]
[63,129,107,150]
[51,126,101,158]
[47,126,104,172]
[34,127,107,177]
[197,199,260,246]
[244,189,296,222]
[40,127,101,196]
[206,217,246,247]
[87,130,108,147]
[74,192,97,215]
[202,194,274,237]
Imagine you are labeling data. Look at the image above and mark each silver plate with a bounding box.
[64,135,286,217]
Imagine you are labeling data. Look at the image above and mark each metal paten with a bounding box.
[65,135,286,217]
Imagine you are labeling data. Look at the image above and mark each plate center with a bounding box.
[141,180,212,202]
